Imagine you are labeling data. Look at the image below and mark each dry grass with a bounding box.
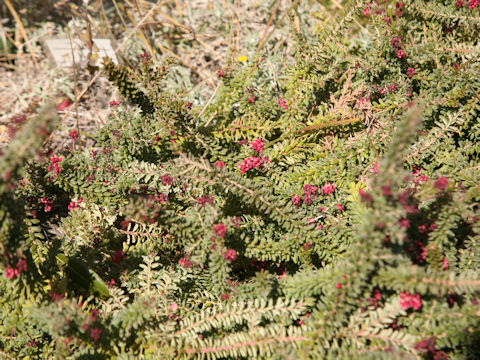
[0,0,349,150]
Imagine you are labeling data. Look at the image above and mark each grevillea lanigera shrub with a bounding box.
[1,1,480,358]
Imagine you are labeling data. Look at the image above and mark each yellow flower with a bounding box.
[238,56,248,62]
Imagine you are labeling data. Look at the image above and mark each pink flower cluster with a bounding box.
[4,258,28,279]
[320,183,335,195]
[213,161,225,170]
[291,195,301,207]
[109,100,122,107]
[68,198,82,212]
[291,184,320,207]
[355,97,370,108]
[411,166,429,185]
[161,175,173,186]
[112,249,126,264]
[434,177,448,191]
[178,257,192,268]
[197,195,214,207]
[358,189,373,204]
[39,197,54,213]
[469,0,479,8]
[396,49,406,59]
[278,97,288,110]
[238,156,269,174]
[249,138,264,153]
[457,0,480,9]
[90,328,102,342]
[368,289,382,308]
[213,223,227,238]
[414,337,447,359]
[69,129,79,140]
[399,291,422,310]
[303,184,318,205]
[48,154,62,174]
[224,249,237,261]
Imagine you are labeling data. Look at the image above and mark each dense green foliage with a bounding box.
[1,1,480,358]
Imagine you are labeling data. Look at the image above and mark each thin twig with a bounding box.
[4,0,39,69]
[257,0,281,50]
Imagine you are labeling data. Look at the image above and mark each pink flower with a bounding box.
[178,257,192,268]
[213,223,227,238]
[217,68,225,77]
[90,309,100,320]
[406,67,416,77]
[56,99,72,111]
[48,154,62,174]
[397,191,410,204]
[368,289,382,307]
[170,302,178,312]
[68,198,82,212]
[469,0,480,9]
[278,97,288,110]
[399,292,422,310]
[197,195,214,207]
[434,177,448,191]
[418,174,429,183]
[50,292,64,301]
[112,249,126,264]
[362,7,370,15]
[90,328,102,342]
[302,242,312,250]
[335,283,342,289]
[303,184,318,196]
[140,50,149,61]
[291,195,302,207]
[249,139,264,153]
[320,183,335,195]
[5,266,18,279]
[248,96,256,103]
[388,84,397,93]
[39,197,55,213]
[220,293,230,301]
[391,37,401,48]
[398,218,410,228]
[456,0,464,7]
[358,189,373,204]
[69,129,79,140]
[336,203,344,212]
[16,259,28,273]
[442,258,449,270]
[414,337,436,352]
[238,156,268,174]
[381,185,392,197]
[224,249,237,261]
[369,163,379,174]
[161,175,173,186]
[213,161,225,170]
[396,49,406,59]
[109,100,122,107]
